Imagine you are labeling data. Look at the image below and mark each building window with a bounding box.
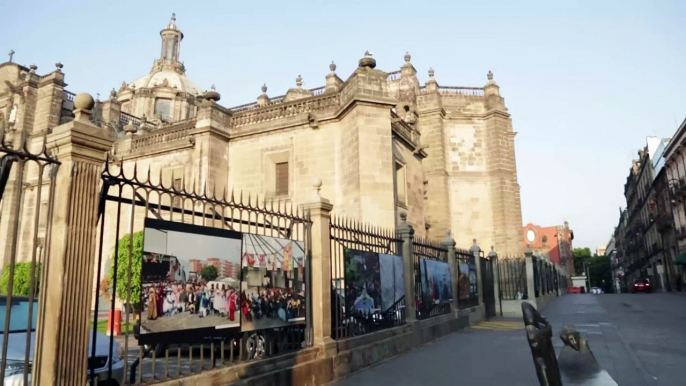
[162,167,184,208]
[541,235,548,243]
[275,162,289,197]
[154,98,172,120]
[395,162,407,207]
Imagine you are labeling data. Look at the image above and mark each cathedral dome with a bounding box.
[129,70,201,95]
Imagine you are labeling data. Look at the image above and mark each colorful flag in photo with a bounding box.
[259,254,266,274]
[282,246,290,271]
[242,252,249,268]
[247,253,256,267]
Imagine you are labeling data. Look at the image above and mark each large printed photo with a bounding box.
[344,249,405,318]
[418,258,453,312]
[139,219,243,342]
[240,234,307,332]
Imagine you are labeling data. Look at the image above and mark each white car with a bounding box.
[0,296,125,386]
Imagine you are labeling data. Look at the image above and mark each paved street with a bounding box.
[334,293,686,386]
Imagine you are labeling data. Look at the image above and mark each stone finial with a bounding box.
[400,211,408,222]
[119,81,127,91]
[487,70,493,81]
[73,93,95,121]
[359,51,377,69]
[329,61,336,73]
[55,62,63,72]
[473,238,477,245]
[296,75,303,88]
[203,84,221,102]
[446,229,451,237]
[312,178,322,196]
[29,64,37,74]
[261,83,267,94]
[404,52,411,63]
[428,68,435,78]
[109,88,117,100]
[124,123,137,136]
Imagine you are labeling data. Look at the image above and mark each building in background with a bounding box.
[615,136,673,292]
[663,117,686,290]
[189,259,203,274]
[522,222,574,280]
[596,246,607,256]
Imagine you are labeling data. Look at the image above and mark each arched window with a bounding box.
[154,98,172,120]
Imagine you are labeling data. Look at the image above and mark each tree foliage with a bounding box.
[200,265,218,281]
[108,231,143,308]
[0,262,41,297]
[573,247,592,275]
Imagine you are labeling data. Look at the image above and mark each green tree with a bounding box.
[588,254,612,293]
[108,231,143,309]
[0,262,41,297]
[201,265,218,281]
[573,247,592,275]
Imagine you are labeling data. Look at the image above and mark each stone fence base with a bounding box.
[154,306,481,385]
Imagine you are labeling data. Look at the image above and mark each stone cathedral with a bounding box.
[0,14,524,274]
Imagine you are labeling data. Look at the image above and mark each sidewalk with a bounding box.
[334,295,655,386]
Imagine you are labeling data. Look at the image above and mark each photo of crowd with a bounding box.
[240,234,307,332]
[344,249,405,318]
[139,219,243,336]
[418,258,452,312]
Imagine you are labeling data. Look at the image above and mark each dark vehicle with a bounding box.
[631,278,651,293]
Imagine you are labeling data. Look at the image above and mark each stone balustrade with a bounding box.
[421,85,485,97]
[230,93,341,127]
[130,119,196,150]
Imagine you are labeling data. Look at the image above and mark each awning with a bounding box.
[676,254,686,265]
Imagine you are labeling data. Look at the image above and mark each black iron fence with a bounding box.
[456,249,479,309]
[497,257,527,300]
[0,129,60,384]
[329,217,404,339]
[95,158,313,385]
[413,237,451,320]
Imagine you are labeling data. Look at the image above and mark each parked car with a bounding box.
[631,278,652,293]
[0,296,125,385]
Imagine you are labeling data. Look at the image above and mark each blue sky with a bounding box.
[2,1,685,250]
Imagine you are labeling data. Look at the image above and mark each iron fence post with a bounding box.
[488,246,501,316]
[524,248,538,308]
[397,212,416,323]
[441,230,458,313]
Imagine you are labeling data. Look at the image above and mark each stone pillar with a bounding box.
[524,248,538,308]
[397,212,416,323]
[489,246,501,315]
[442,230,459,312]
[470,239,484,307]
[33,93,114,386]
[101,90,121,129]
[299,179,336,357]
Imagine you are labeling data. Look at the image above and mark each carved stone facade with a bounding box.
[0,14,524,274]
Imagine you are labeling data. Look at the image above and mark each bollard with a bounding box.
[106,309,122,336]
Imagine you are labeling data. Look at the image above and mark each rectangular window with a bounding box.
[395,162,407,207]
[154,99,172,120]
[275,162,289,197]
[161,167,184,208]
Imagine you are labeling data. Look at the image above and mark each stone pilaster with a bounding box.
[470,239,484,308]
[33,94,114,386]
[398,212,416,322]
[524,248,538,308]
[299,179,336,357]
[417,71,450,239]
[442,229,459,312]
[488,246,501,315]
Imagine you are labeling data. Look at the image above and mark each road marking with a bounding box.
[470,321,524,330]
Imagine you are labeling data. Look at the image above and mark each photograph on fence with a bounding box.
[139,218,243,343]
[419,258,453,310]
[458,263,478,300]
[240,234,306,332]
[344,249,405,317]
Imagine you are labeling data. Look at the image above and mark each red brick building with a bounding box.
[189,259,203,274]
[522,221,574,276]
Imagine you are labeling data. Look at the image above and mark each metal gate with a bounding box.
[92,158,313,385]
[480,255,496,319]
